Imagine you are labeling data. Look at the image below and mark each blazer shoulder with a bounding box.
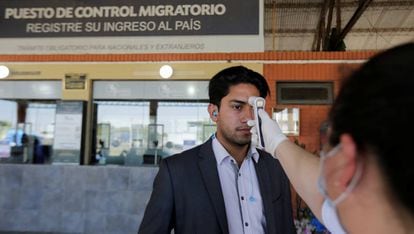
[257,148,286,174]
[257,148,278,164]
[257,148,273,158]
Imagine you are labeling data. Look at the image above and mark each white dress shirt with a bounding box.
[212,137,266,234]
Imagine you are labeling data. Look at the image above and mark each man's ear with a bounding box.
[337,134,359,189]
[208,104,218,122]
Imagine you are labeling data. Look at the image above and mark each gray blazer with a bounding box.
[138,138,295,234]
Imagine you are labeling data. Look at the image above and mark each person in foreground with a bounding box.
[138,66,294,234]
[249,42,414,234]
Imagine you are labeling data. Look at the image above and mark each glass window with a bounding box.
[276,82,333,105]
[94,100,215,166]
[26,103,56,146]
[0,100,57,163]
[0,100,17,158]
[272,107,300,136]
[95,101,150,165]
[157,102,213,155]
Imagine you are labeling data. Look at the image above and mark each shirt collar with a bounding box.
[212,134,259,165]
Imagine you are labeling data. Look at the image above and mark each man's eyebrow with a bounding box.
[229,100,247,105]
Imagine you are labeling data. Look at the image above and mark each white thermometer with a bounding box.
[248,96,266,149]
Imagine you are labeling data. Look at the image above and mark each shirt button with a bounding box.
[245,222,249,227]
[241,196,244,200]
[238,173,241,176]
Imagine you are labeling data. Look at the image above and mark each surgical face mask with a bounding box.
[318,144,362,234]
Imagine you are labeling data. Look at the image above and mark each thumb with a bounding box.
[247,119,256,127]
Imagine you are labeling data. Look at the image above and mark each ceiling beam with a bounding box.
[312,0,330,51]
[332,0,373,49]
[264,1,413,9]
[323,0,336,50]
[264,27,414,34]
[336,0,342,32]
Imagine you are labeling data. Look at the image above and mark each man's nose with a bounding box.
[241,106,254,122]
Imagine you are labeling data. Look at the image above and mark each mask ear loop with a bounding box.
[318,144,363,206]
[332,159,363,205]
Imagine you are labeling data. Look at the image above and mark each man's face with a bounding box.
[215,83,260,148]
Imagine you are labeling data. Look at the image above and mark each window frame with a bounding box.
[276,82,334,105]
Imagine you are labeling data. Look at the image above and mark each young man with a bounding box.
[138,66,294,234]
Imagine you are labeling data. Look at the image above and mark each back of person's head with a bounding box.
[208,66,270,107]
[328,42,414,215]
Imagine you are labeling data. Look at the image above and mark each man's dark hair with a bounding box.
[208,66,270,108]
[328,42,414,214]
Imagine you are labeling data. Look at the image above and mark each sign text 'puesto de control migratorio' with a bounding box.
[3,4,228,35]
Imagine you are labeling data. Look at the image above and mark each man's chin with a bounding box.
[233,138,251,146]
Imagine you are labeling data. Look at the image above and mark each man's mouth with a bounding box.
[237,127,252,132]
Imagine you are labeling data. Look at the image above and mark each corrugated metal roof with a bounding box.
[264,0,414,51]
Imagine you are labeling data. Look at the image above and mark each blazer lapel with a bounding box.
[254,152,276,234]
[198,139,229,234]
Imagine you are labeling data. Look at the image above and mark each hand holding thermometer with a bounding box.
[248,96,266,149]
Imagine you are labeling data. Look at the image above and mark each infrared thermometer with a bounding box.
[248,96,266,149]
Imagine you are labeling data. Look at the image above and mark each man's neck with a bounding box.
[217,139,249,167]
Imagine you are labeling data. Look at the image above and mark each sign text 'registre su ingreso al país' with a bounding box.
[0,0,263,54]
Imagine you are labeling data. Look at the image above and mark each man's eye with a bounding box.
[232,105,242,110]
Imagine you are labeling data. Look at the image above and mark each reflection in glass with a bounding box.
[0,100,17,158]
[273,108,300,136]
[96,101,150,164]
[0,100,56,163]
[26,103,56,145]
[94,101,214,166]
[157,102,213,155]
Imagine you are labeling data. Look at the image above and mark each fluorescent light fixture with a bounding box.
[159,65,173,79]
[0,65,10,79]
